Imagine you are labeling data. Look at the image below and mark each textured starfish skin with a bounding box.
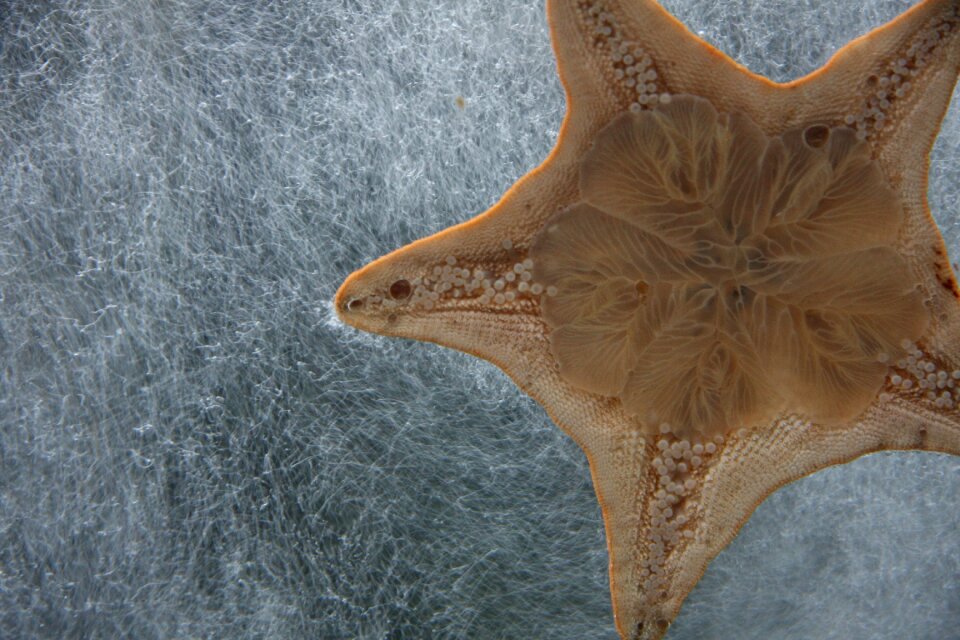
[335,1,960,638]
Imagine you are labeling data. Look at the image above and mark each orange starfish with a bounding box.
[335,1,960,638]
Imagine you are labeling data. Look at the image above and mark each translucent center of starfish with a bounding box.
[531,95,929,439]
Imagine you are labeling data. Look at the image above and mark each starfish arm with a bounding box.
[547,0,776,116]
[333,179,583,401]
[881,340,960,458]
[593,397,960,640]
[332,129,580,353]
[787,0,960,145]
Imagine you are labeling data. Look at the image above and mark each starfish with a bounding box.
[335,0,960,638]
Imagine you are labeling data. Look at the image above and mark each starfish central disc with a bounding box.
[531,95,929,440]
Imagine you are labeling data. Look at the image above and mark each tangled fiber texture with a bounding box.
[1,1,958,638]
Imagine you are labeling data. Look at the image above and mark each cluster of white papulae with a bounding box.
[531,95,929,440]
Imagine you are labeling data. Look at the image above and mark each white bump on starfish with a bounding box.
[576,1,669,110]
[634,429,727,607]
[886,338,960,410]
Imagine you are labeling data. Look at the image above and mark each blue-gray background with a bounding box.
[1,0,958,638]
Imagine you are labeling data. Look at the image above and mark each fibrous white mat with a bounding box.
[0,0,958,638]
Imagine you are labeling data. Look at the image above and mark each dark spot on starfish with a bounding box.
[932,248,960,298]
[389,279,411,300]
[803,124,830,148]
[634,619,670,639]
[347,298,363,311]
[937,273,959,298]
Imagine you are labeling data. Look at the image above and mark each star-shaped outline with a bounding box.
[335,1,960,637]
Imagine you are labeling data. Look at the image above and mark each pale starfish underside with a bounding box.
[335,1,960,638]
